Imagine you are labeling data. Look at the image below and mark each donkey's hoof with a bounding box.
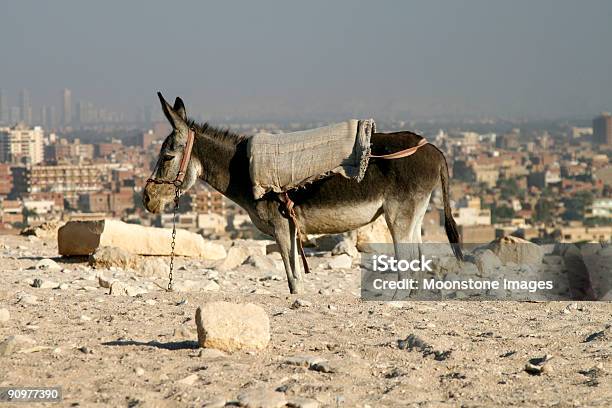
[288,280,304,295]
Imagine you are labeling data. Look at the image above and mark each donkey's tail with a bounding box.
[439,154,463,261]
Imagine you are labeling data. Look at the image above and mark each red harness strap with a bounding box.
[370,137,428,159]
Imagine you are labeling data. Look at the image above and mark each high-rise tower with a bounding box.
[62,88,72,126]
[593,112,612,145]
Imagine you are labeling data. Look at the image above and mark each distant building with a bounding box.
[136,129,158,149]
[460,131,480,147]
[593,113,612,145]
[19,89,32,124]
[0,164,13,197]
[527,171,546,189]
[94,142,123,158]
[43,105,58,130]
[0,123,44,164]
[9,107,20,124]
[27,192,65,212]
[571,126,592,138]
[556,225,612,242]
[452,197,491,226]
[44,142,72,163]
[24,163,118,194]
[13,163,120,208]
[189,188,226,216]
[472,163,499,187]
[197,213,227,235]
[153,122,171,138]
[586,198,612,219]
[0,89,6,124]
[592,154,609,169]
[78,188,133,215]
[452,160,475,182]
[496,130,520,150]
[62,88,72,126]
[157,212,199,230]
[112,168,136,188]
[421,209,447,242]
[458,225,496,243]
[44,139,94,163]
[23,199,56,215]
[73,140,95,161]
[0,199,23,226]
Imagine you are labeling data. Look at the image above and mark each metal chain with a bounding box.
[167,187,181,291]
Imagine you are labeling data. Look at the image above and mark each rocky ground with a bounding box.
[0,233,610,407]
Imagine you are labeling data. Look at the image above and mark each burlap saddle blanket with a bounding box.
[247,119,375,199]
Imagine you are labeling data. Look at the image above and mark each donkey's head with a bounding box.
[143,92,202,213]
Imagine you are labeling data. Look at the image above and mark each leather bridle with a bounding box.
[146,127,196,187]
[144,127,195,292]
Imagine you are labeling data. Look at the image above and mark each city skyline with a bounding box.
[0,84,610,128]
[0,87,138,127]
[2,1,612,121]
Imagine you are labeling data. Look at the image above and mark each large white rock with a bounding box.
[326,254,353,269]
[356,217,392,253]
[195,302,270,352]
[473,249,502,275]
[58,219,226,259]
[108,281,147,297]
[487,235,543,265]
[218,246,251,271]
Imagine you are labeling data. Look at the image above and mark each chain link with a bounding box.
[167,187,181,291]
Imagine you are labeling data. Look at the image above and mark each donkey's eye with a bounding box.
[163,153,175,161]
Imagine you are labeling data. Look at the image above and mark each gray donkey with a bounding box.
[143,93,462,294]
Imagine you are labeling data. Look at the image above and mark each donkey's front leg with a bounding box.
[274,219,304,294]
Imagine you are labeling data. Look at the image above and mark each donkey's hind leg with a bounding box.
[383,194,430,300]
[273,218,304,294]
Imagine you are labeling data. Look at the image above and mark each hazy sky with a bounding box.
[2,0,612,120]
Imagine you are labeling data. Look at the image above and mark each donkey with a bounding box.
[143,93,462,294]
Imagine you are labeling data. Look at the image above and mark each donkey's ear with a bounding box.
[157,91,187,131]
[173,97,187,121]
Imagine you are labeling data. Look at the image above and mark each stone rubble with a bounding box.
[0,230,609,406]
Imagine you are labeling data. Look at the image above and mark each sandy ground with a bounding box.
[0,234,610,408]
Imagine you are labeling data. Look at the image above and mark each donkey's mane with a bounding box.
[187,119,247,145]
